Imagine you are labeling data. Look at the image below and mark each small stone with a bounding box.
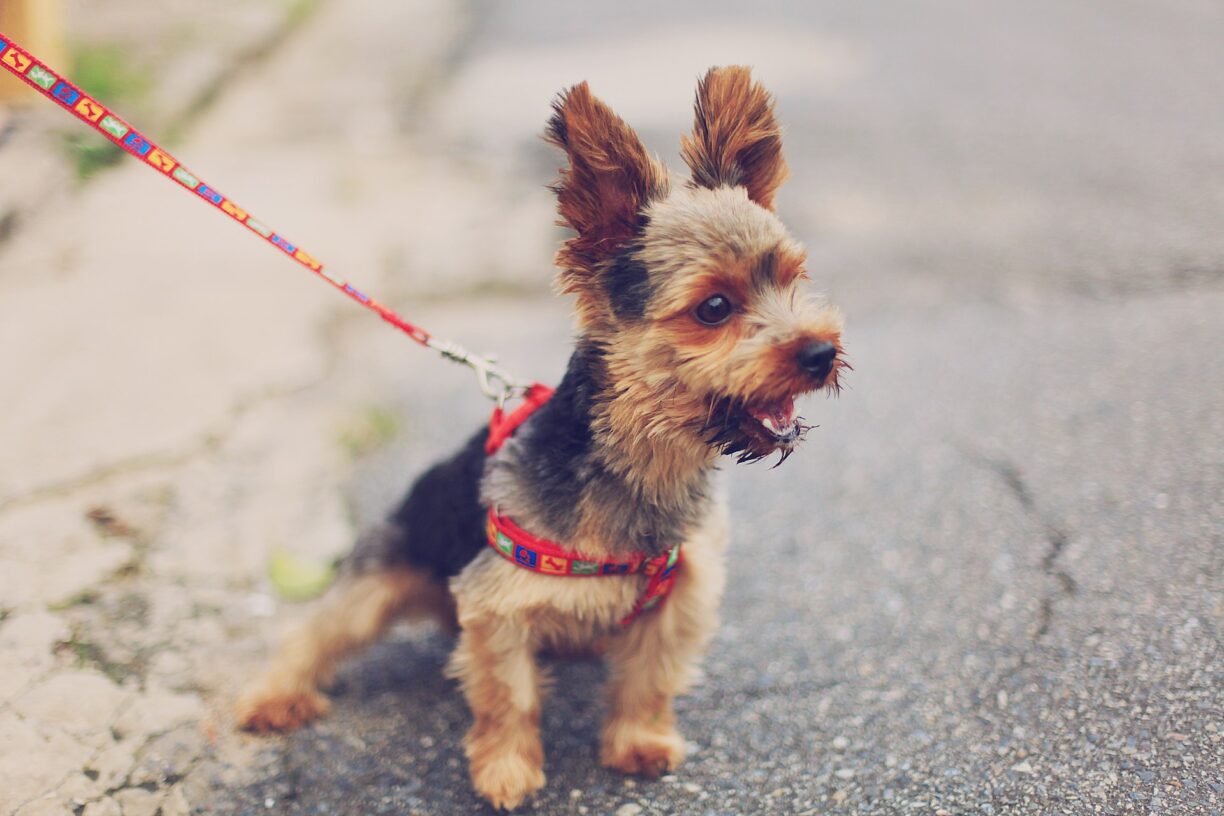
[570,789,582,799]
[835,768,856,780]
[1011,760,1035,775]
[831,734,850,750]
[682,782,702,794]
[831,790,848,803]
[615,805,643,816]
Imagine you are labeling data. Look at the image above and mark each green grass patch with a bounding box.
[284,0,325,27]
[337,405,401,459]
[58,632,144,686]
[49,589,100,611]
[268,549,336,602]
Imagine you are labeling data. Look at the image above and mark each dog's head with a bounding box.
[546,66,845,464]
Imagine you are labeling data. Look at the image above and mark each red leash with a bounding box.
[0,29,529,403]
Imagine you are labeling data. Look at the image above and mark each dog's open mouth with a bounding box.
[703,393,813,464]
[745,396,801,444]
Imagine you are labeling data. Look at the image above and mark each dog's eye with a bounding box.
[694,295,734,326]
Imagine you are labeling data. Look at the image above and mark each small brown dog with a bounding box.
[237,66,845,810]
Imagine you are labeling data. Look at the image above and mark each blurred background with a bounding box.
[1,1,1221,814]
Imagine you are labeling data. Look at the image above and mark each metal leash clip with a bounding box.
[426,337,531,407]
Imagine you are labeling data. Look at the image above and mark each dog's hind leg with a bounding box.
[237,531,453,733]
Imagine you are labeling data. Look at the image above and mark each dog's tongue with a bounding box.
[747,397,797,437]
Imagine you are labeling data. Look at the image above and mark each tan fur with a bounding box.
[681,66,789,210]
[564,187,843,495]
[447,616,546,811]
[601,504,728,775]
[236,568,453,733]
[446,501,729,805]
[239,68,844,812]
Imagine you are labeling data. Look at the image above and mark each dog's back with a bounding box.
[343,427,490,586]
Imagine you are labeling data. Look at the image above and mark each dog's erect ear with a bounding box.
[681,66,788,210]
[546,82,668,292]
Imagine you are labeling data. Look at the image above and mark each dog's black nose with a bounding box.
[797,340,837,380]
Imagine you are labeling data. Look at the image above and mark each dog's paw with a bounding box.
[600,723,686,777]
[235,686,330,733]
[470,752,546,811]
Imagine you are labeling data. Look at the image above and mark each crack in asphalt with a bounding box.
[986,457,1078,639]
[961,449,1078,640]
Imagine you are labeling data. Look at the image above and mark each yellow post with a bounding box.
[0,0,67,104]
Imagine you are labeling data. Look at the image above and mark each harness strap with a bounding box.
[482,388,683,625]
[485,384,555,454]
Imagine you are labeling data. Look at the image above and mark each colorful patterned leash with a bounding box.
[0,30,530,404]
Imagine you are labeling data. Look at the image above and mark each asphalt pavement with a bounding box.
[213,1,1223,813]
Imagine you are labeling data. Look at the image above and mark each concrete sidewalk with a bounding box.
[3,1,1222,815]
[0,1,541,812]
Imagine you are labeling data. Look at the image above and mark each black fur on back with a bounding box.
[341,345,605,582]
[344,426,490,581]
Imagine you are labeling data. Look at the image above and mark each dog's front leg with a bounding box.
[600,531,727,777]
[449,613,545,811]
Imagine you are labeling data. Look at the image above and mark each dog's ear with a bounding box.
[546,82,668,295]
[681,66,788,210]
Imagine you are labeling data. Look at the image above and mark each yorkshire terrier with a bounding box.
[236,66,846,810]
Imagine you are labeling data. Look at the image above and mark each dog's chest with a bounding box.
[449,548,648,651]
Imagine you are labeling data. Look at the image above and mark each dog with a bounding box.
[236,65,845,811]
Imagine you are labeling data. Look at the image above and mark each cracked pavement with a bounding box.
[3,0,1223,814]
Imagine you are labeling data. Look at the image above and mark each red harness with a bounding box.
[483,385,682,625]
